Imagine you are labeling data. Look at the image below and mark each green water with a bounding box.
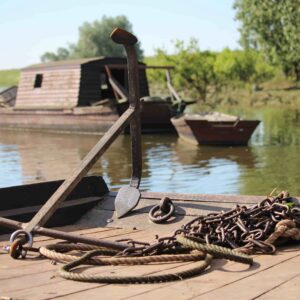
[0,107,299,196]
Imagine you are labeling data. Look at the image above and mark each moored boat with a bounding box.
[0,57,187,134]
[0,176,108,234]
[171,112,260,145]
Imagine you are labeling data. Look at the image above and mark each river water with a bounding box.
[0,107,299,196]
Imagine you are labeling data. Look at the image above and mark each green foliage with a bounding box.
[148,41,275,104]
[234,0,300,80]
[214,49,275,84]
[0,69,20,87]
[144,54,171,97]
[152,39,218,102]
[41,15,143,62]
[41,48,70,63]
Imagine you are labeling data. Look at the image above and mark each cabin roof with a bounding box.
[22,56,129,71]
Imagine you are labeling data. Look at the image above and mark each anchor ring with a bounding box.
[149,197,175,224]
[9,230,33,259]
[10,230,33,247]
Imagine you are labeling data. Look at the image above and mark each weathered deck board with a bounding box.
[1,229,299,300]
[61,246,299,300]
[0,230,188,299]
[193,254,300,300]
[0,192,299,300]
[77,192,300,230]
[256,274,300,300]
[0,228,143,271]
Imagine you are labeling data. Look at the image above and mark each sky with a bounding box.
[0,0,240,70]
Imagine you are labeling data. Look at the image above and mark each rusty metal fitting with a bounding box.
[9,229,33,259]
[148,197,175,224]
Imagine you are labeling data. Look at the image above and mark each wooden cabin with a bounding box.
[15,57,149,109]
[0,86,18,107]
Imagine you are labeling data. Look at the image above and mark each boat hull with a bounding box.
[118,101,176,133]
[0,101,176,134]
[0,176,109,234]
[171,116,260,146]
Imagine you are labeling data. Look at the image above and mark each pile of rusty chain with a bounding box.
[41,191,299,284]
[117,191,300,256]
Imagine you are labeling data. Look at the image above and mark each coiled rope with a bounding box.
[39,235,252,284]
[58,250,213,284]
[265,219,300,244]
[40,243,206,265]
[176,235,253,265]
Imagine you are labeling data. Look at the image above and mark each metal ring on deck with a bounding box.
[149,197,175,224]
[10,230,33,247]
[9,230,33,259]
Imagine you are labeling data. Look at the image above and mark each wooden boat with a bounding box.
[171,112,260,145]
[0,176,108,234]
[0,58,187,134]
[0,29,299,300]
[0,97,178,134]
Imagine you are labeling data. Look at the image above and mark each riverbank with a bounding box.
[1,68,300,107]
[212,78,300,108]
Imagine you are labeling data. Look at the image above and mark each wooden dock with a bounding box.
[1,192,299,300]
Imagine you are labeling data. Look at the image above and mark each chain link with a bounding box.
[119,192,299,256]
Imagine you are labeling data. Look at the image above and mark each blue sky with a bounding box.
[0,0,240,69]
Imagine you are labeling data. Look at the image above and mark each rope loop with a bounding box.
[265,219,300,244]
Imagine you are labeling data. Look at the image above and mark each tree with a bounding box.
[40,15,143,62]
[154,39,218,102]
[214,49,274,85]
[41,47,70,63]
[234,0,300,80]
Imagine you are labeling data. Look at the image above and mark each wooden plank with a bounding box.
[96,194,255,215]
[1,223,298,299]
[20,69,81,76]
[20,78,81,84]
[0,226,123,250]
[0,231,195,299]
[28,247,300,300]
[117,247,300,300]
[79,192,269,231]
[0,229,154,295]
[17,91,79,96]
[139,191,300,204]
[39,262,196,300]
[1,226,298,300]
[192,254,300,300]
[0,196,101,217]
[0,228,141,279]
[0,226,117,247]
[255,274,300,300]
[77,205,198,232]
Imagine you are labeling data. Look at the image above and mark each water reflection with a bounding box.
[0,107,299,196]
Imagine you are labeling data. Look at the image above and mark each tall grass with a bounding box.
[0,69,20,87]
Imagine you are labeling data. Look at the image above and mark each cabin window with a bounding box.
[34,74,43,88]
